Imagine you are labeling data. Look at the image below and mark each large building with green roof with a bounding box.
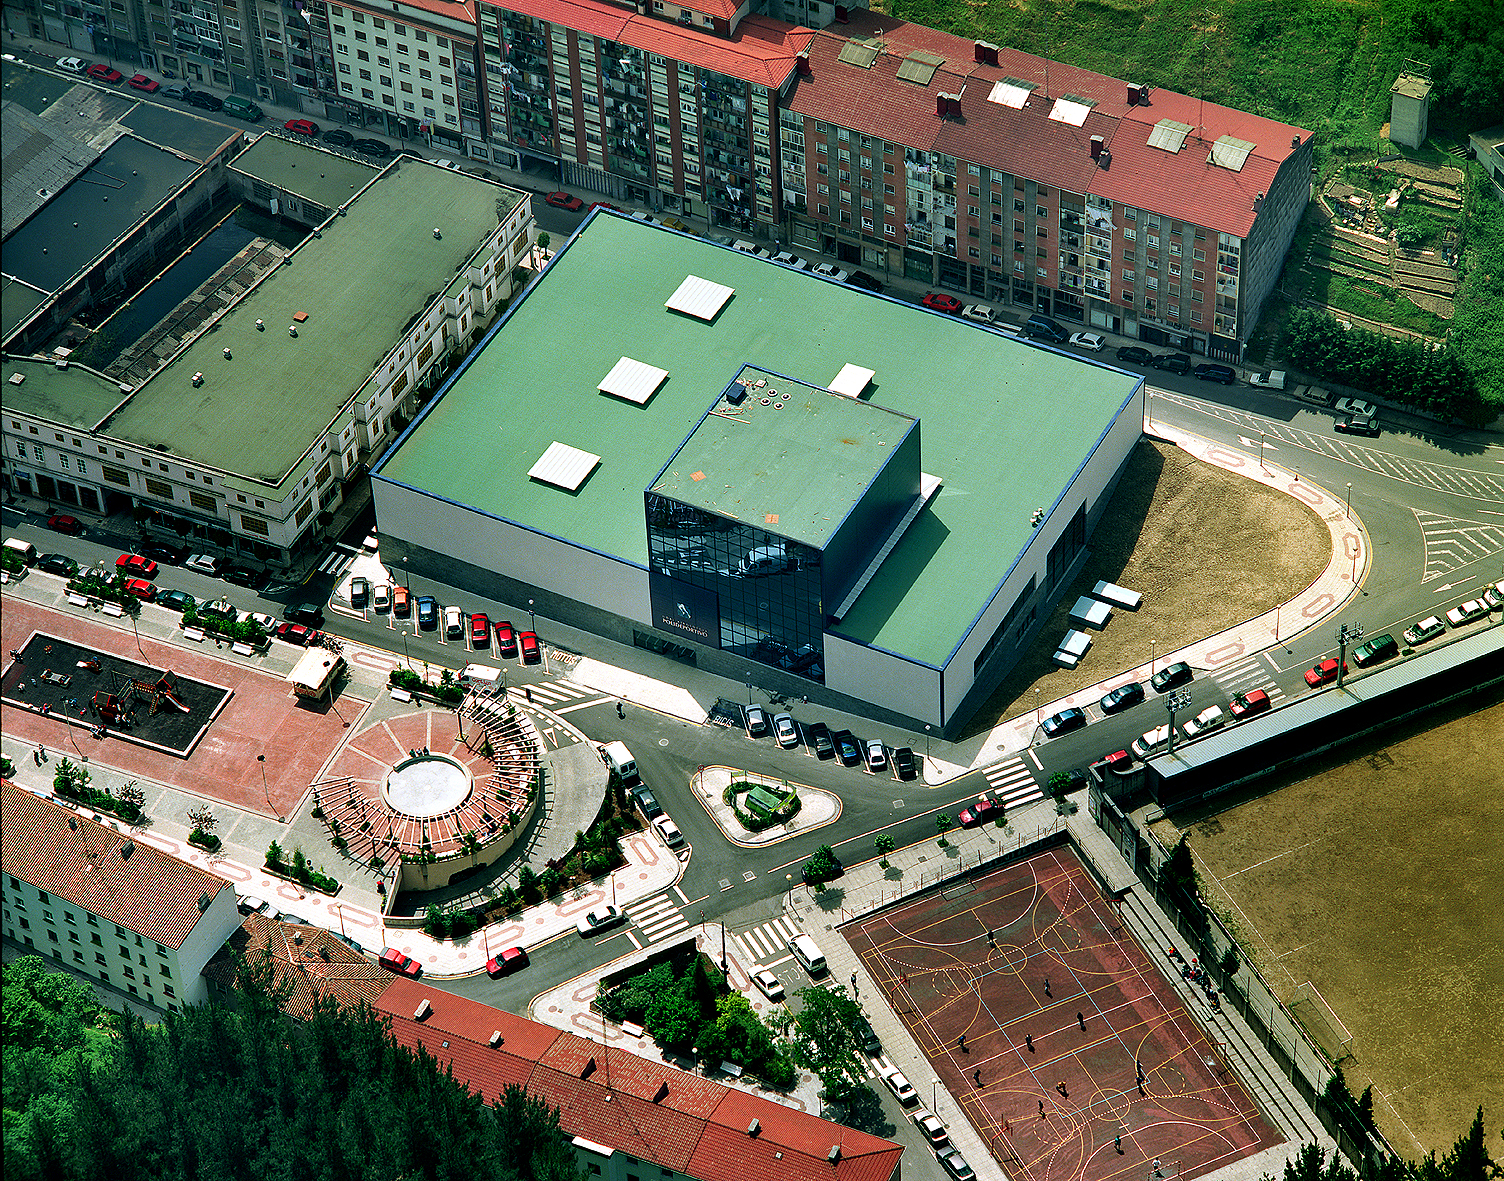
[373,212,1145,732]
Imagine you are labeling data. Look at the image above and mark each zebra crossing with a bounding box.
[1210,654,1285,705]
[507,680,610,712]
[983,757,1045,809]
[625,893,691,944]
[314,544,359,577]
[730,916,802,966]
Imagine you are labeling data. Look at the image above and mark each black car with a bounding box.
[630,785,663,820]
[222,565,266,588]
[1099,682,1145,714]
[1151,353,1192,374]
[1193,363,1236,385]
[1335,417,1380,437]
[807,721,834,759]
[415,595,438,629]
[1041,707,1087,737]
[1116,346,1154,365]
[1149,661,1193,692]
[323,127,355,146]
[353,138,391,157]
[140,539,187,565]
[187,90,223,111]
[159,589,196,613]
[37,553,80,577]
[1352,633,1399,666]
[832,729,862,766]
[892,746,917,780]
[847,271,885,293]
[285,602,325,626]
[201,599,237,621]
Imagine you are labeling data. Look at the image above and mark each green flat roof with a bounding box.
[230,135,381,211]
[652,366,914,550]
[378,214,1140,665]
[2,358,127,429]
[103,157,524,488]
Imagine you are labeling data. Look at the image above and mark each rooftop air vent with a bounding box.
[747,1119,761,1137]
[489,1031,504,1047]
[828,1146,842,1163]
[120,841,134,860]
[414,999,431,1019]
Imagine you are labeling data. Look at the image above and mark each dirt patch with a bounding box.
[957,439,1329,737]
[1148,690,1504,1156]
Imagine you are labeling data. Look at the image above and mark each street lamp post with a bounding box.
[1336,622,1362,689]
[1259,433,1266,471]
[1165,688,1192,758]
[1034,687,1040,725]
[258,753,281,820]
[402,556,409,589]
[528,598,536,632]
[1150,638,1156,677]
[924,724,931,769]
[1345,483,1353,518]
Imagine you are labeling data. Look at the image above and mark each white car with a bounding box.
[652,815,684,848]
[1069,331,1105,351]
[185,553,220,575]
[812,262,849,281]
[732,240,770,258]
[1182,705,1226,740]
[911,1108,948,1147]
[57,56,87,72]
[576,905,626,936]
[1130,724,1170,759]
[875,1057,919,1105]
[1483,580,1504,610]
[1402,616,1446,646]
[247,611,278,633]
[960,304,995,324]
[773,712,799,748]
[372,583,391,612]
[751,969,785,1002]
[864,739,887,773]
[1445,599,1487,627]
[236,893,270,915]
[771,251,810,270]
[1247,370,1288,389]
[1334,396,1378,418]
[442,604,464,638]
[938,1149,975,1181]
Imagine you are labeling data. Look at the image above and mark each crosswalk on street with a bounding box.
[507,680,610,712]
[315,544,358,577]
[984,757,1044,809]
[731,916,803,965]
[625,894,691,944]
[1210,655,1285,705]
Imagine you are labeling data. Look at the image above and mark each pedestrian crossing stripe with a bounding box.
[625,894,690,942]
[1211,657,1284,701]
[315,545,358,576]
[731,916,802,962]
[507,680,598,706]
[983,757,1045,808]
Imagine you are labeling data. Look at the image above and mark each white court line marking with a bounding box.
[1224,838,1319,879]
[672,885,690,905]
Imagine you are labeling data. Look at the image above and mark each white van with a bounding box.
[459,663,502,691]
[4,538,39,566]
[601,740,638,783]
[787,933,827,975]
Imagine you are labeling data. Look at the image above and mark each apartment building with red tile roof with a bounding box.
[0,780,241,1010]
[203,912,394,1019]
[374,976,904,1181]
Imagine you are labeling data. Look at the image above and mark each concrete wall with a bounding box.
[824,632,942,729]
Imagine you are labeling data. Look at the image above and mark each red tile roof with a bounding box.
[374,977,902,1181]
[203,913,393,1019]
[493,0,813,88]
[348,0,477,30]
[790,11,1310,238]
[0,780,231,949]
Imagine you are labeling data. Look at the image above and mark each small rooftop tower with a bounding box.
[1389,61,1432,150]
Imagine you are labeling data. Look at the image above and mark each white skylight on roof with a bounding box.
[1209,135,1256,171]
[599,356,669,405]
[1048,97,1092,126]
[828,364,876,399]
[528,441,601,491]
[665,275,735,321]
[987,80,1033,108]
[1148,119,1194,152]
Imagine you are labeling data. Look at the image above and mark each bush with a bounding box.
[188,828,221,852]
[801,844,842,883]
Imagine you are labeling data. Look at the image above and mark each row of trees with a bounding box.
[1281,308,1486,424]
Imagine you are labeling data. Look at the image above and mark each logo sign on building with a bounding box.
[648,572,721,648]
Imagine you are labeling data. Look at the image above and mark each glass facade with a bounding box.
[645,493,825,679]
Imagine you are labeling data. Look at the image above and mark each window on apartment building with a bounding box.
[420,68,431,79]
[355,30,365,40]
[362,88,375,98]
[359,68,371,79]
[397,42,407,53]
[381,75,392,86]
[357,49,368,60]
[967,205,979,217]
[1014,240,1023,253]
[400,81,412,91]
[422,88,433,98]
[1014,199,1024,212]
[1192,269,1205,282]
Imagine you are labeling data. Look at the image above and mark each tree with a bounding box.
[536,231,551,250]
[873,833,895,865]
[52,758,90,799]
[768,984,870,1103]
[1160,834,1198,901]
[935,813,953,845]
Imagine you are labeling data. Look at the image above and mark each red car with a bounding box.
[378,947,422,977]
[921,292,963,314]
[589,201,621,213]
[86,64,123,83]
[275,622,314,645]
[127,73,159,92]
[958,798,999,827]
[1303,658,1347,687]
[47,514,84,535]
[486,945,529,977]
[470,612,491,647]
[519,630,541,664]
[284,118,320,136]
[545,191,584,212]
[116,553,159,578]
[123,578,157,601]
[1229,689,1271,718]
[493,619,517,656]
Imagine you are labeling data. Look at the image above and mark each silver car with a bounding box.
[773,712,799,748]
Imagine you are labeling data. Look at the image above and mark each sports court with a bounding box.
[846,847,1281,1181]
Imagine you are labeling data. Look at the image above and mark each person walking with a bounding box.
[1078,1011,1086,1030]
[958,1034,967,1052]
[1044,977,1051,996]
[616,701,624,718]
[973,1069,981,1087]
[1025,1033,1034,1051]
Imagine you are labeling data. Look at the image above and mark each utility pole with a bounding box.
[1164,688,1192,757]
[1336,622,1362,689]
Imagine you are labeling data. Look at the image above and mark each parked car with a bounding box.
[1334,397,1378,418]
[751,968,785,1002]
[470,612,491,646]
[493,619,517,656]
[486,946,529,976]
[443,605,464,639]
[323,127,355,145]
[1181,705,1226,739]
[1069,331,1105,351]
[1482,580,1504,610]
[416,595,439,629]
[123,578,156,601]
[284,118,320,136]
[589,201,621,213]
[812,262,849,281]
[285,602,324,626]
[1193,363,1236,384]
[732,240,771,258]
[247,612,278,633]
[1402,616,1445,645]
[959,797,999,827]
[577,905,626,936]
[519,630,541,663]
[1229,688,1271,718]
[139,539,186,564]
[392,585,411,616]
[1304,658,1348,687]
[921,292,963,314]
[832,729,861,766]
[1446,599,1487,627]
[863,739,887,773]
[1151,353,1192,374]
[378,948,422,976]
[185,553,220,575]
[847,271,885,293]
[1097,749,1132,772]
[1150,661,1193,692]
[652,815,684,848]
[773,712,799,748]
[1131,724,1170,759]
[222,565,265,588]
[46,513,84,534]
[1247,370,1288,389]
[353,138,391,157]
[1099,681,1145,714]
[807,721,834,759]
[545,190,584,211]
[938,1148,975,1181]
[276,622,315,645]
[1116,345,1154,365]
[1352,633,1398,667]
[876,1058,919,1106]
[187,90,222,111]
[960,304,995,324]
[201,599,237,621]
[892,746,917,780]
[372,583,391,612]
[160,84,190,100]
[37,554,79,577]
[116,553,159,578]
[630,785,662,820]
[349,576,369,606]
[1042,707,1087,737]
[1335,417,1380,437]
[771,251,810,270]
[86,63,123,83]
[743,703,771,737]
[127,73,159,92]
[911,1108,948,1148]
[56,56,87,72]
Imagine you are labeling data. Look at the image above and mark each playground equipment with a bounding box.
[91,669,190,723]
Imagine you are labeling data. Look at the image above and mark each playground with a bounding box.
[846,847,1281,1181]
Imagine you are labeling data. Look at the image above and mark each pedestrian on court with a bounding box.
[1039,1099,1045,1116]
[617,701,624,718]
[1078,1011,1086,1030]
[958,1034,966,1052]
[1116,1135,1123,1153]
[1153,1158,1162,1176]
[1056,1082,1068,1098]
[1025,1034,1034,1051]
[1044,977,1051,996]
[33,749,41,766]
[39,745,48,762]
[973,1069,981,1087]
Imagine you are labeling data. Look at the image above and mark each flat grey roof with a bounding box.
[120,103,243,163]
[652,366,915,550]
[230,134,382,212]
[378,214,1141,666]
